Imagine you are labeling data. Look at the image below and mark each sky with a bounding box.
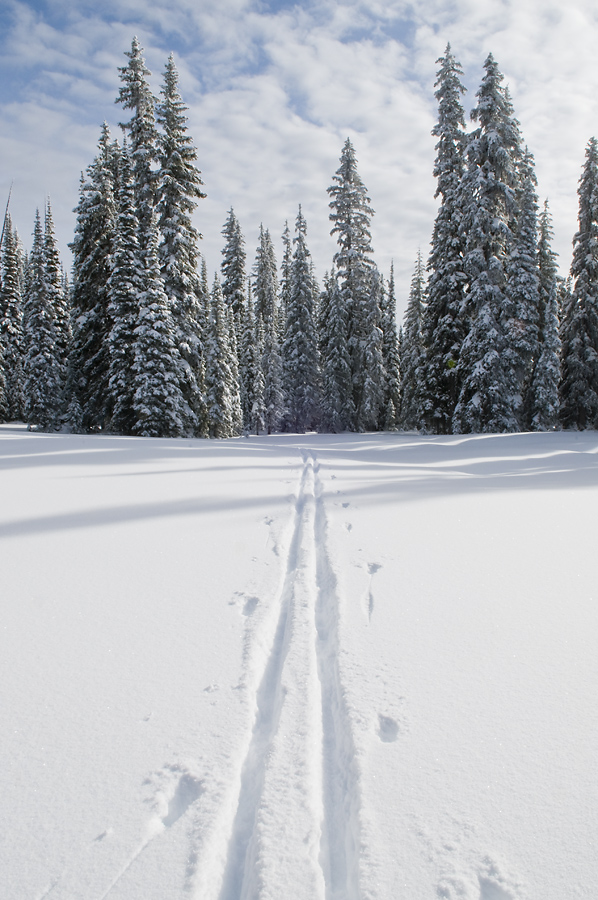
[2,0,598,318]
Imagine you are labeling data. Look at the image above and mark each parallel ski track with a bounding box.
[217,450,361,900]
[313,455,361,900]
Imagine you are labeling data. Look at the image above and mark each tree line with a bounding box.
[1,40,597,436]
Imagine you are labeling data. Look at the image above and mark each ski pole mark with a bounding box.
[99,765,203,900]
[364,562,382,622]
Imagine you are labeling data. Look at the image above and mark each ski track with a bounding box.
[313,454,362,900]
[216,450,361,900]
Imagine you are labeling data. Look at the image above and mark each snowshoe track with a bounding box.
[217,451,360,900]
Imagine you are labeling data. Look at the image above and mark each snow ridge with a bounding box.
[216,451,361,900]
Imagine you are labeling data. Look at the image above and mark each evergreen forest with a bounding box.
[1,40,598,437]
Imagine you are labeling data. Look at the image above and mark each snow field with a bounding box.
[1,427,597,899]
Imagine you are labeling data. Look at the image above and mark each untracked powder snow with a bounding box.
[0,426,596,899]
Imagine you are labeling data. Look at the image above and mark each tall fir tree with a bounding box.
[279,220,292,340]
[250,317,267,435]
[319,270,354,432]
[283,207,320,432]
[0,217,24,420]
[205,276,240,438]
[226,303,244,436]
[358,268,386,431]
[253,226,284,433]
[107,142,144,434]
[399,252,426,430]
[22,211,64,430]
[253,225,279,332]
[239,284,258,426]
[421,45,468,433]
[453,54,523,433]
[504,149,541,428]
[0,331,6,422]
[221,208,247,335]
[44,201,70,389]
[132,215,186,437]
[116,37,158,253]
[556,275,572,327]
[328,138,376,427]
[69,123,118,431]
[559,137,598,430]
[529,201,561,430]
[263,327,285,434]
[380,266,401,431]
[156,53,206,435]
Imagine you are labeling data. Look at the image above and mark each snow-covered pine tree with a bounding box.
[191,258,210,439]
[283,207,320,433]
[0,224,7,421]
[253,226,284,433]
[253,225,278,331]
[69,123,118,431]
[0,332,6,422]
[226,303,244,436]
[116,37,158,255]
[328,138,376,427]
[239,284,257,426]
[44,202,70,390]
[420,44,468,434]
[22,211,64,430]
[504,148,541,428]
[453,54,523,434]
[556,275,572,326]
[318,270,353,432]
[529,201,561,430]
[358,267,386,431]
[107,142,144,434]
[279,220,292,340]
[205,276,236,438]
[156,53,206,436]
[380,265,401,431]
[221,208,247,337]
[399,251,426,430]
[0,217,24,420]
[559,137,598,430]
[251,313,266,434]
[262,321,285,434]
[131,215,186,438]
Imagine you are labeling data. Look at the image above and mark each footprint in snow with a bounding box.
[162,772,203,827]
[479,880,513,900]
[478,858,521,900]
[378,714,399,742]
[438,856,521,900]
[145,764,204,829]
[242,595,259,616]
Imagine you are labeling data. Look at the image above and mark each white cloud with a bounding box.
[1,0,598,317]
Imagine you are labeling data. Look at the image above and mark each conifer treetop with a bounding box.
[469,54,522,181]
[432,43,467,199]
[328,138,375,265]
[117,37,154,126]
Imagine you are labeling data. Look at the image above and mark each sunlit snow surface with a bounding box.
[1,426,596,900]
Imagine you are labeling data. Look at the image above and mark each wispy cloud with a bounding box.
[1,0,597,316]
